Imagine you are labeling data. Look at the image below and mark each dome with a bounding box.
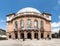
[17,7,41,14]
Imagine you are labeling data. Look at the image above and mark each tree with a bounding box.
[58,30,60,38]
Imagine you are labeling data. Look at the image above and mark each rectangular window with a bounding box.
[15,21,18,29]
[34,20,38,28]
[20,20,24,28]
[27,20,31,28]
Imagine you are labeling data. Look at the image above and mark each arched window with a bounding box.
[34,20,38,28]
[27,19,31,28]
[40,20,44,28]
[15,21,18,29]
[20,20,24,28]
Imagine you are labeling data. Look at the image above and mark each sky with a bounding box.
[0,0,60,33]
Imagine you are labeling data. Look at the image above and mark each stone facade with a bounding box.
[6,7,52,40]
[0,29,6,35]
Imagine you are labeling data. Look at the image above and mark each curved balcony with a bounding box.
[14,28,18,31]
[16,28,39,31]
[40,28,44,32]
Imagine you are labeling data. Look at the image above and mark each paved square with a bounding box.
[0,39,60,46]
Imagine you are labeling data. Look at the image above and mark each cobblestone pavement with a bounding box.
[0,39,60,46]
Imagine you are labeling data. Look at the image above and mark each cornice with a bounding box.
[6,14,51,23]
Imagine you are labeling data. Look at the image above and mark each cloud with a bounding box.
[58,0,60,5]
[52,28,60,33]
[0,19,5,23]
[51,22,60,28]
[59,16,60,19]
[53,6,59,11]
[53,0,60,11]
[51,22,60,33]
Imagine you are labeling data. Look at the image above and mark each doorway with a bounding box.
[27,33,31,39]
[34,33,38,39]
[21,33,24,39]
[47,34,49,38]
[9,35,11,39]
[41,33,44,38]
[15,32,18,39]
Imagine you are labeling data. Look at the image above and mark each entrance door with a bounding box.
[9,35,11,39]
[27,33,31,39]
[41,33,44,38]
[34,33,38,39]
[21,33,24,39]
[47,34,49,38]
[15,32,18,39]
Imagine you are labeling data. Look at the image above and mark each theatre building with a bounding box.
[6,7,52,39]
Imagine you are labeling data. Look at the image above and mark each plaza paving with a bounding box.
[0,39,60,46]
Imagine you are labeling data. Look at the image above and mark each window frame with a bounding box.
[34,19,38,28]
[40,20,44,28]
[15,21,18,29]
[20,20,24,28]
[27,19,31,28]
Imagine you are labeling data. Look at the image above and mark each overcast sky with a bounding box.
[0,0,59,33]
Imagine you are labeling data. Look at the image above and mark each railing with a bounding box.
[14,28,45,32]
[18,27,39,31]
[40,28,44,32]
[14,28,18,31]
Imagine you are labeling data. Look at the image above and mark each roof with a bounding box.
[42,12,52,16]
[0,29,6,32]
[17,7,41,14]
[7,13,15,17]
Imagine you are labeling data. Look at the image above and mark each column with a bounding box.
[49,32,52,38]
[31,31,34,39]
[6,32,9,39]
[18,31,20,39]
[24,31,27,39]
[44,32,47,38]
[12,32,15,39]
[38,31,40,39]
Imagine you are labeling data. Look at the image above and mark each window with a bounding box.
[20,20,24,28]
[15,21,18,29]
[40,20,44,28]
[34,20,38,28]
[27,19,31,28]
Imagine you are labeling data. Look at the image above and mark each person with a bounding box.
[23,37,25,41]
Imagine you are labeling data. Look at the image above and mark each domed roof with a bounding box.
[17,7,41,14]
